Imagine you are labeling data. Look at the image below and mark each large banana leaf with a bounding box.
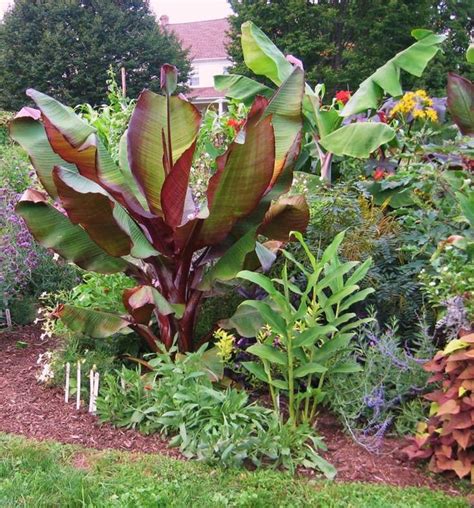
[258,195,309,241]
[447,73,474,136]
[214,74,274,104]
[53,167,132,257]
[9,110,77,198]
[57,305,131,338]
[319,123,396,158]
[241,21,293,86]
[16,189,127,273]
[341,30,446,117]
[196,97,275,247]
[264,67,305,179]
[198,229,257,291]
[127,91,201,215]
[53,166,158,259]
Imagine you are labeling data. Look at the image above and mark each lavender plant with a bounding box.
[326,313,436,449]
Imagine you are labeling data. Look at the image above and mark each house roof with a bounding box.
[168,18,230,60]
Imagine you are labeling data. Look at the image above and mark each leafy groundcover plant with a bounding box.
[403,332,474,484]
[11,63,308,352]
[97,345,336,478]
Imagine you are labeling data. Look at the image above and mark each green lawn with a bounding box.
[0,433,468,508]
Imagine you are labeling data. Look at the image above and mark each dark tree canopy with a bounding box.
[227,0,473,96]
[0,0,191,111]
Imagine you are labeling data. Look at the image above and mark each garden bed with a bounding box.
[0,325,463,495]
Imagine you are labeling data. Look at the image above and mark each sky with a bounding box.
[0,0,234,22]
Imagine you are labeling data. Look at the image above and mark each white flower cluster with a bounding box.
[36,351,55,384]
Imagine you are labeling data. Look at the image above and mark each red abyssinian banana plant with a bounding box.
[11,64,308,352]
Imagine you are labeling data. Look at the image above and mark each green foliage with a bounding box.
[227,0,473,95]
[76,68,135,162]
[97,345,335,478]
[326,316,436,442]
[1,434,469,508]
[226,232,374,427]
[218,21,444,182]
[0,0,191,110]
[0,142,31,193]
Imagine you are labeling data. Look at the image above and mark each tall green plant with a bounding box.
[223,232,374,427]
[11,64,308,353]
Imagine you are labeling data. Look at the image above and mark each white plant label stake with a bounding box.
[76,360,81,410]
[88,368,94,413]
[65,362,70,403]
[92,371,99,414]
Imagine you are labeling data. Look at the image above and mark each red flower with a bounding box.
[377,111,388,123]
[335,90,351,104]
[373,168,385,181]
[227,118,244,131]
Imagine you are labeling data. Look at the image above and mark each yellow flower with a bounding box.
[415,89,428,98]
[213,328,235,362]
[412,109,426,119]
[425,108,438,122]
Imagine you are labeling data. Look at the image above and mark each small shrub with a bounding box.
[403,332,474,483]
[326,316,436,448]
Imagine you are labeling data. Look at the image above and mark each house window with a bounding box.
[189,70,200,87]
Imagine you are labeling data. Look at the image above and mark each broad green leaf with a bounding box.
[242,361,269,383]
[9,111,77,198]
[214,74,274,104]
[339,288,376,312]
[127,91,200,215]
[270,378,289,390]
[447,73,474,136]
[315,333,354,363]
[341,30,446,117]
[456,191,474,228]
[198,229,257,291]
[293,362,327,378]
[467,43,474,64]
[309,453,337,481]
[315,262,359,293]
[241,300,287,336]
[321,231,345,264]
[58,305,130,338]
[345,258,373,286]
[309,97,342,138]
[320,123,396,158]
[219,303,264,338]
[247,343,287,366]
[151,288,184,318]
[27,88,95,145]
[16,189,127,274]
[330,361,363,374]
[241,21,293,86]
[263,67,305,176]
[237,270,287,310]
[293,325,338,348]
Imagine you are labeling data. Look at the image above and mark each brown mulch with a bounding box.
[0,325,463,494]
